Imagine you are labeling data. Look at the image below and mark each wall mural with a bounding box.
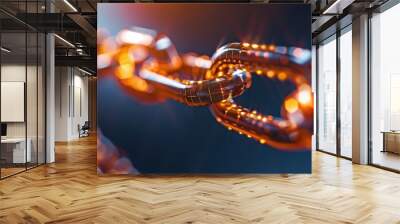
[97,3,312,174]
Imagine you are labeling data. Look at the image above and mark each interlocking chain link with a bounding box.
[97,27,313,151]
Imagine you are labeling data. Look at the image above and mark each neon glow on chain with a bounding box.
[98,27,313,151]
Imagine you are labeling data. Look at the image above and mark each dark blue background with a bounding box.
[98,4,311,173]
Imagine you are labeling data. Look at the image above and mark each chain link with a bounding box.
[97,27,313,150]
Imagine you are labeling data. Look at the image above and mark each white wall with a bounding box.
[1,65,39,138]
[55,67,89,141]
[72,73,89,138]
[55,66,69,141]
[1,65,26,140]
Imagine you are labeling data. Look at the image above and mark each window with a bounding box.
[339,28,352,158]
[0,1,46,179]
[370,3,400,171]
[317,36,337,154]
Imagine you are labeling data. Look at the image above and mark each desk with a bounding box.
[382,131,400,154]
[1,138,31,163]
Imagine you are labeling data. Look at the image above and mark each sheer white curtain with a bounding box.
[340,30,352,158]
[318,38,337,154]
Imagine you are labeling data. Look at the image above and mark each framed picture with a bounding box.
[97,3,312,174]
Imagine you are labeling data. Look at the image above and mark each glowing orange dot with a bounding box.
[260,139,266,144]
[285,98,299,113]
[298,89,312,105]
[256,70,262,75]
[278,72,287,81]
[266,71,275,78]
[117,53,133,65]
[116,64,133,79]
[132,79,148,92]
[269,45,275,51]
[124,76,149,92]
[251,44,259,49]
[242,43,250,47]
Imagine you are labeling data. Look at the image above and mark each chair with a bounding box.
[78,121,90,138]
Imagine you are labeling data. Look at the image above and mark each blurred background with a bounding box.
[97,4,312,174]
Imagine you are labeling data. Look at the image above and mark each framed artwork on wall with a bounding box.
[97,3,312,174]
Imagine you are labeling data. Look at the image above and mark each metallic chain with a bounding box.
[97,27,313,151]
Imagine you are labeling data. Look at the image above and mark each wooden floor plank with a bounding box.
[1,135,400,223]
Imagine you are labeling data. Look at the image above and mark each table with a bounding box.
[381,131,400,154]
[1,138,31,164]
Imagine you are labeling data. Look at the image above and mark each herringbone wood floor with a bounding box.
[1,135,400,224]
